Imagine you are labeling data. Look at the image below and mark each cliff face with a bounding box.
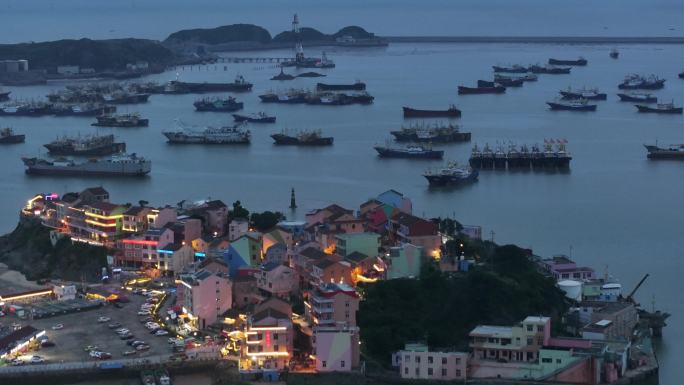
[0,218,108,282]
[0,38,175,72]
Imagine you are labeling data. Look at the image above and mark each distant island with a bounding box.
[0,21,385,85]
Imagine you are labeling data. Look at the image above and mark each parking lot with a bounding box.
[1,293,173,364]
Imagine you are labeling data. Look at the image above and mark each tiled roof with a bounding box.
[345,251,371,263]
[124,206,147,216]
[88,201,123,212]
[252,308,289,323]
[299,247,327,260]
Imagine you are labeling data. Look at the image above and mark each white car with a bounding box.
[115,328,129,333]
[137,311,151,316]
[52,324,64,330]
[97,316,111,323]
[155,330,169,336]
[29,356,45,364]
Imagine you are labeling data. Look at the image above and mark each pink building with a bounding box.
[176,269,232,329]
[245,307,293,371]
[541,255,595,281]
[304,282,359,327]
[312,326,360,372]
[256,262,298,299]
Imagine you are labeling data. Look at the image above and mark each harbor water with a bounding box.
[0,2,682,384]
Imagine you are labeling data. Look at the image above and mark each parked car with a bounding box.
[131,341,147,347]
[137,311,151,316]
[52,324,64,330]
[122,350,137,356]
[84,345,99,352]
[155,330,169,336]
[97,352,112,360]
[40,341,56,347]
[9,358,24,366]
[108,322,122,329]
[135,344,150,351]
[120,334,134,340]
[97,316,111,323]
[29,355,45,364]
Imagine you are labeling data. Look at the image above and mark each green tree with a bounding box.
[229,200,250,221]
[250,211,285,232]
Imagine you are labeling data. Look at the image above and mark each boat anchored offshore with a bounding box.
[635,102,683,114]
[458,83,506,95]
[559,87,607,100]
[529,65,571,74]
[92,113,149,127]
[163,122,251,144]
[470,140,572,171]
[644,143,684,159]
[232,112,276,123]
[52,104,116,117]
[548,57,587,66]
[423,162,478,186]
[547,99,597,111]
[617,93,657,103]
[495,74,537,82]
[271,129,333,146]
[610,49,619,59]
[374,143,444,159]
[167,75,253,93]
[390,122,470,143]
[316,81,366,91]
[403,105,461,118]
[193,96,244,112]
[21,153,151,177]
[492,65,528,73]
[44,134,125,156]
[618,74,665,90]
[0,127,25,144]
[271,67,295,81]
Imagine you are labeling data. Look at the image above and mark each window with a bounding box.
[405,355,410,361]
[526,325,533,331]
[537,337,544,345]
[441,368,447,376]
[556,358,562,364]
[537,325,544,332]
[273,333,279,340]
[542,358,552,363]
[341,360,345,368]
[404,367,408,375]
[428,356,433,364]
[456,369,462,377]
[322,361,327,368]
[428,368,433,376]
[527,338,533,345]
[274,344,279,352]
[455,357,461,364]
[415,356,420,363]
[441,357,447,365]
[415,368,419,376]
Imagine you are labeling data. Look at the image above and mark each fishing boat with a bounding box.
[44,134,125,156]
[390,122,471,143]
[373,143,444,159]
[492,65,528,73]
[610,49,619,59]
[102,92,150,104]
[635,102,683,114]
[162,123,251,144]
[679,71,684,79]
[232,112,276,123]
[548,57,587,66]
[618,74,665,90]
[547,99,597,111]
[193,96,243,112]
[92,113,149,127]
[423,162,478,186]
[0,89,10,102]
[403,105,461,118]
[52,104,116,117]
[644,143,684,159]
[495,74,537,82]
[296,72,326,78]
[617,93,657,103]
[271,129,333,146]
[490,78,523,87]
[0,127,24,144]
[271,67,295,81]
[559,87,607,100]
[168,75,253,93]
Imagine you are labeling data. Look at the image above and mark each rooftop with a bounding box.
[470,325,513,338]
[299,246,327,261]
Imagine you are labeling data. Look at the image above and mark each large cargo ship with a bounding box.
[548,57,588,66]
[163,124,251,144]
[403,105,461,118]
[492,65,528,73]
[423,162,478,186]
[529,65,571,74]
[193,96,243,112]
[44,134,126,156]
[271,129,333,146]
[22,153,151,177]
[644,143,684,159]
[618,74,665,90]
[635,102,683,114]
[92,113,149,127]
[316,81,366,91]
[374,144,444,159]
[390,123,470,143]
[166,75,253,93]
[0,127,24,144]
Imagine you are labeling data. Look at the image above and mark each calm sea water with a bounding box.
[0,2,682,384]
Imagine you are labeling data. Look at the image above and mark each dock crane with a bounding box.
[625,273,649,304]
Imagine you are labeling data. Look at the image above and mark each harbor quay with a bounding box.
[0,186,666,384]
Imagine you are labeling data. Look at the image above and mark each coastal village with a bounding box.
[0,186,665,385]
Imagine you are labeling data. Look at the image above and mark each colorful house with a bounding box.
[313,326,360,372]
[304,282,359,327]
[176,269,232,330]
[223,234,262,277]
[257,262,298,299]
[397,344,468,381]
[385,243,423,279]
[335,232,380,257]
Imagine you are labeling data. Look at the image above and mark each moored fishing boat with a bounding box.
[529,65,571,74]
[390,122,470,143]
[316,81,366,91]
[374,143,444,159]
[617,93,657,103]
[92,113,149,127]
[423,162,478,186]
[458,84,506,95]
[495,74,537,82]
[618,74,665,90]
[547,99,597,111]
[44,134,125,156]
[271,67,295,81]
[193,96,243,112]
[22,153,151,177]
[644,143,684,159]
[271,129,333,146]
[559,87,607,100]
[232,112,276,123]
[635,102,683,114]
[0,127,24,144]
[162,122,251,144]
[166,75,253,93]
[492,65,528,73]
[548,57,587,66]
